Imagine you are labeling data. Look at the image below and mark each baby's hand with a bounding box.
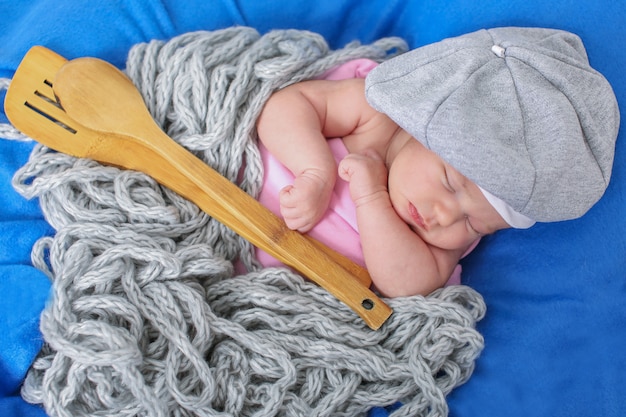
[279,169,333,232]
[338,150,389,206]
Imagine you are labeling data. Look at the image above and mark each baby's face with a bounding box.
[387,139,510,251]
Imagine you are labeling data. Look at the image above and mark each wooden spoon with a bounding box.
[48,55,392,329]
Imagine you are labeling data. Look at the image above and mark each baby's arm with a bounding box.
[339,151,465,297]
[256,79,377,232]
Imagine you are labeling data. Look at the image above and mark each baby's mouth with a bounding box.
[408,202,428,231]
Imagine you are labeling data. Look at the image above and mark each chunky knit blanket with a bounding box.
[7,27,485,417]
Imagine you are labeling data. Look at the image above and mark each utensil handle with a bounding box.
[103,130,392,330]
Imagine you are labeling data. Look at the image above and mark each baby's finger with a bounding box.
[281,210,313,232]
[338,155,363,182]
[279,185,299,207]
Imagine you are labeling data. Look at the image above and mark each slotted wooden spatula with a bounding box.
[4,46,392,330]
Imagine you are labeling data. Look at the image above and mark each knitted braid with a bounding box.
[4,27,485,417]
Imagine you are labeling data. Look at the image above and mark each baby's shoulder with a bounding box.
[342,103,399,153]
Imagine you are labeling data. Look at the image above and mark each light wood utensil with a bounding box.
[4,46,392,330]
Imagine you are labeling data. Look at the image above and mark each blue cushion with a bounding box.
[1,1,624,416]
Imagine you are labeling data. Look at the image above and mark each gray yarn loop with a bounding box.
[4,27,485,416]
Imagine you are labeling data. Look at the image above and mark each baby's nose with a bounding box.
[433,199,464,228]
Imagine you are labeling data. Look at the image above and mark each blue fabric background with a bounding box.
[1,1,624,416]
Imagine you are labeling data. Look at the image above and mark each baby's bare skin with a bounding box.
[257,78,509,297]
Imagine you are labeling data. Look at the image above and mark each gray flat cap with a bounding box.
[365,27,620,223]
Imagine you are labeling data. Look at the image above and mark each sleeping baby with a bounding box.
[254,27,620,297]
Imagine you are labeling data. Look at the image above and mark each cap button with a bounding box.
[491,44,506,58]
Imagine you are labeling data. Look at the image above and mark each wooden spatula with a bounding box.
[4,46,392,330]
